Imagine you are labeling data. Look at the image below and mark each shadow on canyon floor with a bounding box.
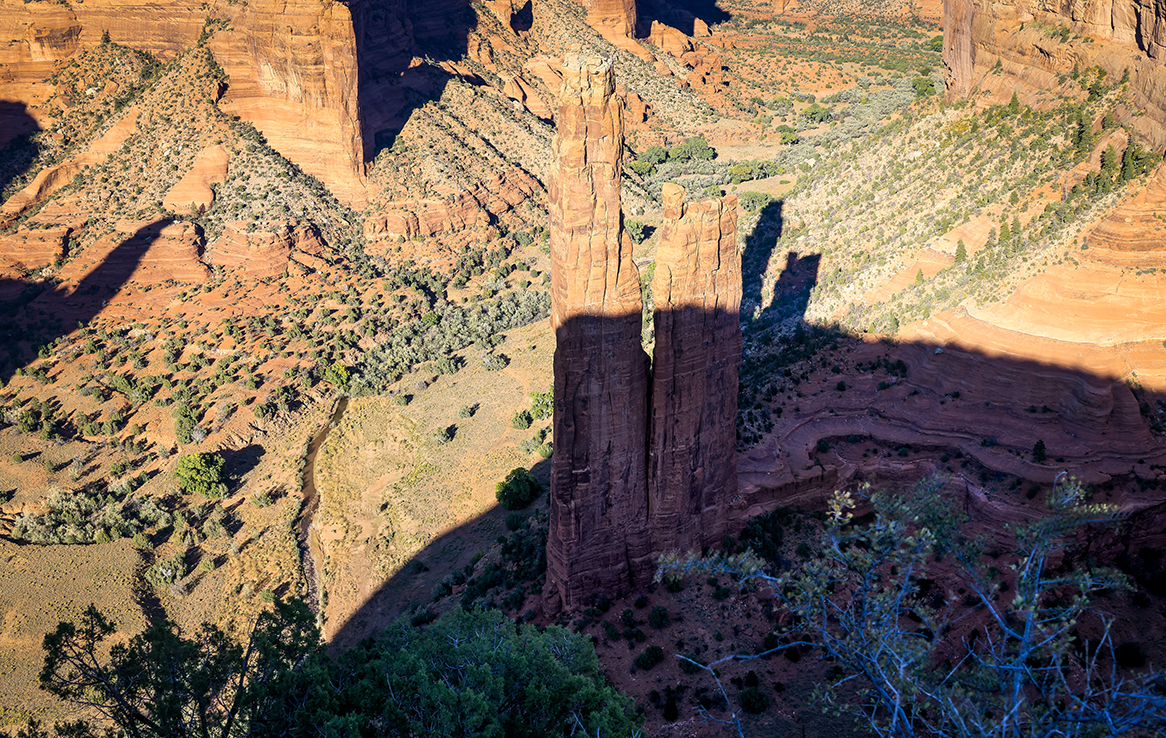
[0,100,41,199]
[326,212,1166,651]
[640,0,733,36]
[0,220,167,383]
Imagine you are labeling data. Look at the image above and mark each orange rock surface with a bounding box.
[206,222,326,281]
[944,0,1166,145]
[161,144,230,214]
[0,227,71,271]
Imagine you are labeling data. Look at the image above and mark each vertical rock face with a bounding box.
[545,54,652,613]
[580,0,638,39]
[545,58,742,612]
[943,0,1166,143]
[942,0,975,100]
[649,183,740,556]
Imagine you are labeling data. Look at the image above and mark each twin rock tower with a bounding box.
[544,55,743,613]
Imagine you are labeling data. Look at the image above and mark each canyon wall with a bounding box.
[943,0,1166,144]
[0,0,418,205]
[649,183,740,556]
[581,0,638,38]
[545,54,652,613]
[545,56,741,612]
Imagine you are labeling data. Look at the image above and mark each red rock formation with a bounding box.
[545,58,742,612]
[0,227,71,271]
[57,219,209,288]
[207,222,324,280]
[581,0,638,39]
[363,169,539,242]
[162,144,230,214]
[545,54,652,613]
[942,0,975,100]
[649,183,740,556]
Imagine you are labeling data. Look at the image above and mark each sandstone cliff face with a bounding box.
[545,54,652,613]
[581,0,638,38]
[944,0,1166,143]
[0,0,419,206]
[649,183,740,556]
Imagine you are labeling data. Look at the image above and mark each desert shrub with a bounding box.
[739,686,769,713]
[648,605,670,629]
[495,468,542,510]
[529,388,553,420]
[7,481,161,545]
[145,549,189,587]
[355,290,549,392]
[482,352,509,371]
[634,645,665,670]
[175,452,227,499]
[511,410,532,430]
[625,220,647,244]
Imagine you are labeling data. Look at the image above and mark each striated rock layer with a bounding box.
[545,54,652,613]
[649,183,741,556]
[943,0,1166,144]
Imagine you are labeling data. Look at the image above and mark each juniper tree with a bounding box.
[658,476,1166,738]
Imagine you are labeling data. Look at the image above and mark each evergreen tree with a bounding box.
[954,239,967,263]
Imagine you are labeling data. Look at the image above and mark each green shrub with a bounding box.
[740,686,769,713]
[495,468,542,510]
[648,605,670,629]
[175,453,228,498]
[634,645,665,670]
[511,409,532,429]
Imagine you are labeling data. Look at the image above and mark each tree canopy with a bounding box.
[174,452,228,499]
[25,603,639,738]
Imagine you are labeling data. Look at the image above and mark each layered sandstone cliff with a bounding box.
[943,0,1166,144]
[0,0,416,205]
[545,54,652,613]
[649,183,741,556]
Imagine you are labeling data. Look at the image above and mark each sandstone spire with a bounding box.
[649,183,741,555]
[942,0,975,100]
[544,54,652,613]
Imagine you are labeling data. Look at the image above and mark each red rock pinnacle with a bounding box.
[544,58,740,613]
[649,183,741,556]
[545,54,652,613]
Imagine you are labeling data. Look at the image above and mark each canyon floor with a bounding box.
[2,0,1166,733]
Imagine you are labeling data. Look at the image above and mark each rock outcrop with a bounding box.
[207,221,326,280]
[0,227,72,271]
[649,183,741,556]
[545,56,741,612]
[546,54,652,613]
[582,0,637,39]
[161,144,229,214]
